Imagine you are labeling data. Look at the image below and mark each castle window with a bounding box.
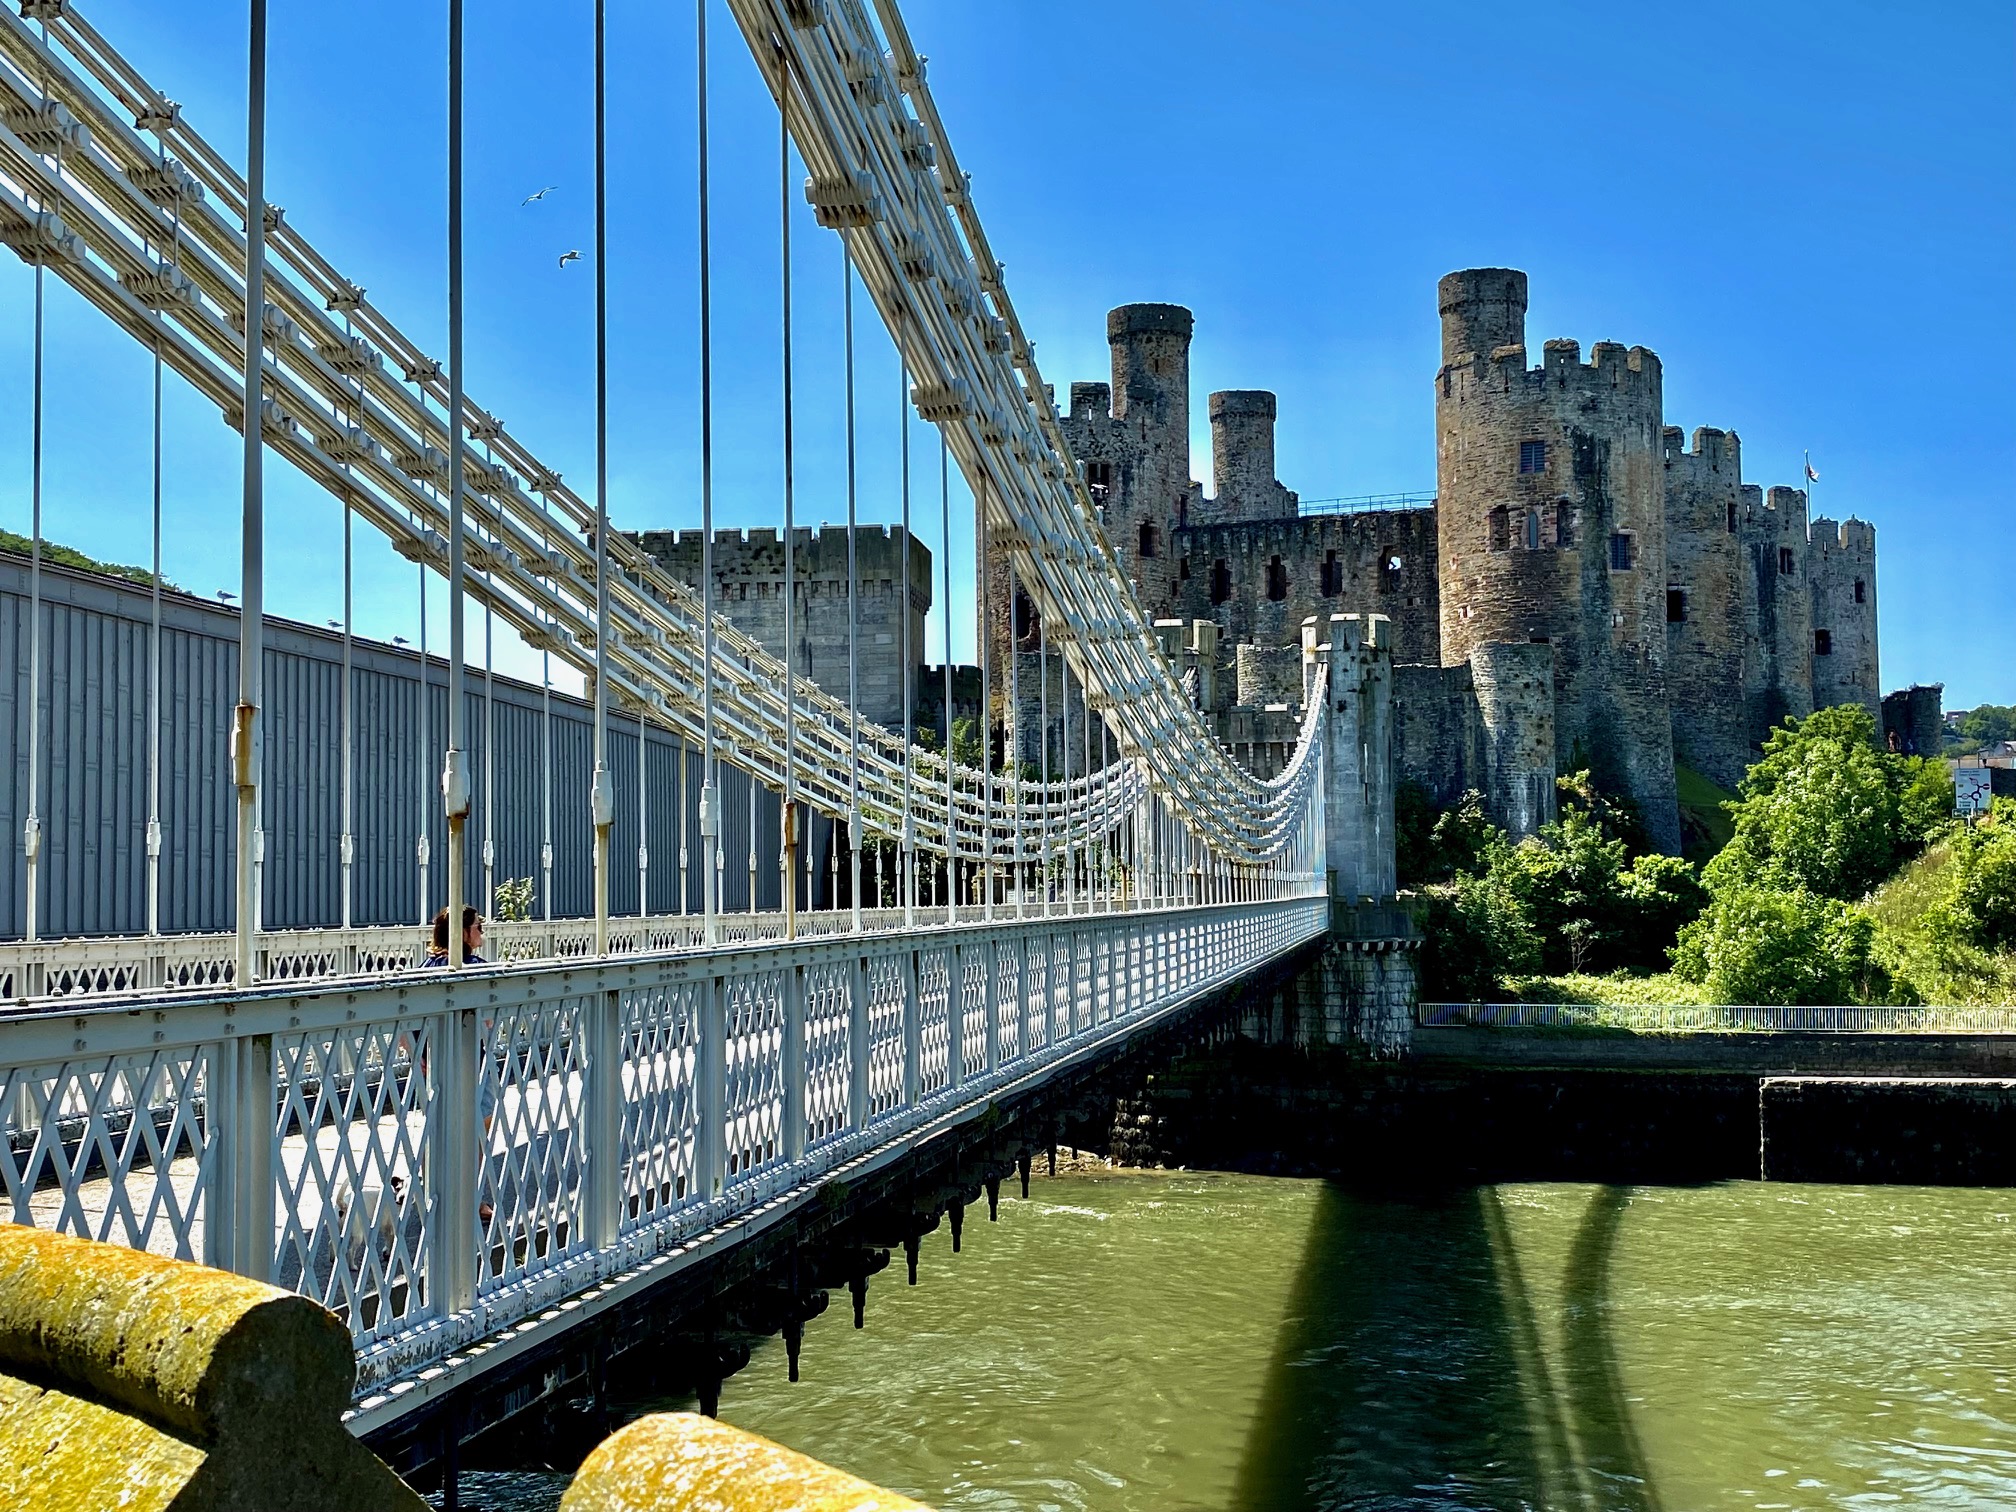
[1013,588,1036,642]
[1815,628,1833,656]
[1320,550,1342,597]
[1667,588,1687,624]
[1266,555,1288,602]
[1524,508,1542,550]
[1489,506,1510,552]
[1085,460,1112,502]
[1519,440,1548,474]
[1209,559,1231,605]
[1778,546,1795,575]
[1609,532,1635,571]
[1726,499,1738,533]
[1138,521,1160,559]
[1854,578,1866,604]
[1382,555,1403,594]
[1179,556,1191,581]
[1555,500,1575,548]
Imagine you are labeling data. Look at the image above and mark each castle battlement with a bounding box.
[1662,424,1741,473]
[1479,338,1660,395]
[633,524,932,585]
[1810,517,1876,556]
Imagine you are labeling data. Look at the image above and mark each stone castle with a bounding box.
[632,266,1887,863]
[998,268,1882,853]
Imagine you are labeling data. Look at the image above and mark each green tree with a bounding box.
[1672,884,1877,1005]
[1706,705,1937,902]
[1415,850,1539,1001]
[1957,704,2016,747]
[1930,806,2016,953]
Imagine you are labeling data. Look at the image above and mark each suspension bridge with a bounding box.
[0,0,1399,1471]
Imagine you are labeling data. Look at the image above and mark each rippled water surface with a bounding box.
[459,1174,2016,1511]
[711,1176,2016,1511]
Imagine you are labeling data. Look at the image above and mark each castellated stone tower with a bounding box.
[1808,517,1879,725]
[1737,483,1815,744]
[1662,426,1752,791]
[1206,390,1294,522]
[1435,268,1682,852]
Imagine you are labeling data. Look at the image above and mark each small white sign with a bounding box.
[1955,767,1993,817]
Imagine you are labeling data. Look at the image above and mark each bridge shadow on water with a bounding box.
[1227,1182,1661,1512]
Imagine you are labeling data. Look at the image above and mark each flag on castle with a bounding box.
[1804,452,1820,482]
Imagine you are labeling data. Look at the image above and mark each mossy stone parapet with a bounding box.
[0,1226,424,1512]
[562,1412,931,1512]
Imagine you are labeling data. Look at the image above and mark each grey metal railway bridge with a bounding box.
[0,0,1402,1477]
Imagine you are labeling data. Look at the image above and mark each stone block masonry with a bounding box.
[633,524,934,732]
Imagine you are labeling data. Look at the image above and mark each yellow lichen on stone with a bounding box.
[0,1227,427,1512]
[0,1225,353,1442]
[562,1413,933,1512]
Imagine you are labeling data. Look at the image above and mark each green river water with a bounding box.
[453,1173,2016,1511]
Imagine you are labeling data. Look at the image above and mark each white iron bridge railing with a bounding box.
[0,898,1171,1003]
[0,894,1325,1419]
[1419,1002,2016,1033]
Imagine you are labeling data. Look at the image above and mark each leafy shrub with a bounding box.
[1930,813,2016,953]
[493,875,535,922]
[1707,705,1946,903]
[1414,849,1540,1001]
[1672,884,1877,1005]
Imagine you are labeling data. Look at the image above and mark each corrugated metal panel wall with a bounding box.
[0,560,786,938]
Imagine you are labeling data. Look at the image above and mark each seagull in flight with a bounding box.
[522,185,558,205]
[557,249,583,269]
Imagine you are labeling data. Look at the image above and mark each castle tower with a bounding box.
[1662,426,1751,790]
[1808,517,1879,723]
[1434,268,1681,852]
[1207,390,1290,523]
[1737,483,1815,742]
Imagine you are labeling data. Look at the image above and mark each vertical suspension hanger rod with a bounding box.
[231,0,268,986]
[442,0,470,969]
[590,0,615,955]
[695,0,720,946]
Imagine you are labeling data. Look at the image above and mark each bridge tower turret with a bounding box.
[1434,267,1681,851]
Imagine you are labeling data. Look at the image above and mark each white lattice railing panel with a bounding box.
[272,1018,433,1346]
[864,954,908,1120]
[620,981,702,1227]
[802,959,854,1148]
[916,947,953,1097]
[722,969,786,1181]
[479,995,591,1288]
[0,1047,215,1262]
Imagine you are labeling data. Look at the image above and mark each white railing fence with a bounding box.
[1419,1002,2016,1033]
[0,895,1326,1400]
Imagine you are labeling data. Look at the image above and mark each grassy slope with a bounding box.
[1674,762,1736,864]
[1498,971,1705,1006]
[1863,838,2016,1006]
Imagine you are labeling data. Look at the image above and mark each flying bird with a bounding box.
[557,249,582,269]
[522,185,557,205]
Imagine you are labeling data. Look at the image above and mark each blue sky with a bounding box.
[2,0,2010,705]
